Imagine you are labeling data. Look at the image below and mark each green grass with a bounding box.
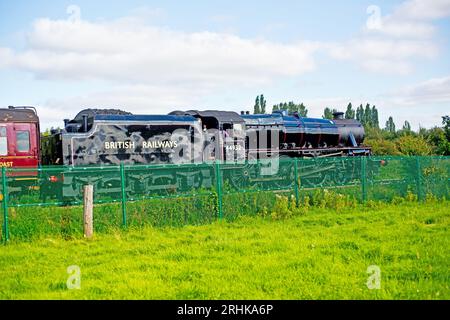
[0,200,449,299]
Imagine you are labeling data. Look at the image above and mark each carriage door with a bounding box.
[13,123,38,167]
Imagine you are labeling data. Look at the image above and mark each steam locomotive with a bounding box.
[40,108,370,165]
[2,106,372,202]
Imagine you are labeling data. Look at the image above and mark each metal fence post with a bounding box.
[215,161,223,220]
[361,157,367,203]
[294,158,300,207]
[2,167,9,242]
[120,163,127,227]
[415,156,423,201]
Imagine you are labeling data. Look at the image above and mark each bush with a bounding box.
[365,200,384,209]
[396,135,432,156]
[364,138,402,156]
[270,194,310,220]
[425,193,439,203]
[311,189,357,211]
[271,195,293,220]
[424,127,450,155]
[405,190,418,202]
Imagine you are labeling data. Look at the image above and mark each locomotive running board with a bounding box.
[317,152,344,158]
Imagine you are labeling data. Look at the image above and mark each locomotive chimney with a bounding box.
[240,111,244,115]
[246,111,250,115]
[82,114,88,132]
[333,112,344,120]
[63,119,69,127]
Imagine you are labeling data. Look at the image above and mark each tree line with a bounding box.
[251,94,450,156]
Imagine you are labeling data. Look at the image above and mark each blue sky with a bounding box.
[0,0,449,130]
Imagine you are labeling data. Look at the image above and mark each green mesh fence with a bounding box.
[1,156,449,241]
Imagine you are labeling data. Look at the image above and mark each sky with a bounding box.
[0,0,449,130]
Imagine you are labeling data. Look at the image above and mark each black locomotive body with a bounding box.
[38,107,371,202]
[44,108,370,167]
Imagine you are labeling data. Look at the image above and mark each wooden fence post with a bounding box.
[83,185,94,238]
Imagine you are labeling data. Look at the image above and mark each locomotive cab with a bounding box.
[240,113,283,160]
[171,110,246,162]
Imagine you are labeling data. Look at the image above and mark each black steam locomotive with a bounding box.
[42,108,370,166]
[35,107,373,202]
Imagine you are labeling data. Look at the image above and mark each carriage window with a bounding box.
[0,127,7,156]
[16,131,30,152]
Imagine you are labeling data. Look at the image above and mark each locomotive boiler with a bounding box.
[241,110,369,158]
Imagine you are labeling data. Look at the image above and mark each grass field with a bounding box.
[0,199,449,299]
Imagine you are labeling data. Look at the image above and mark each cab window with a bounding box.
[0,127,7,156]
[16,131,30,152]
[233,124,244,137]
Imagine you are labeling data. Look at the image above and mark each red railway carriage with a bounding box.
[0,106,40,176]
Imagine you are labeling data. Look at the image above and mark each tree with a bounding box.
[385,116,396,134]
[260,94,266,114]
[402,121,411,131]
[323,107,334,120]
[371,106,379,128]
[443,115,450,140]
[425,127,450,155]
[356,104,364,122]
[288,101,296,113]
[272,101,308,116]
[253,95,261,114]
[364,103,372,126]
[298,103,308,117]
[345,103,355,119]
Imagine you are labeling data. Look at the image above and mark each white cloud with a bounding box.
[368,76,450,129]
[385,75,450,105]
[328,37,438,75]
[328,0,449,74]
[37,84,208,129]
[395,0,450,20]
[0,48,13,67]
[0,17,318,88]
[368,18,435,39]
[0,12,321,129]
[365,0,450,38]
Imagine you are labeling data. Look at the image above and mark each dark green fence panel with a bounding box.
[123,162,217,227]
[419,156,450,199]
[221,158,296,220]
